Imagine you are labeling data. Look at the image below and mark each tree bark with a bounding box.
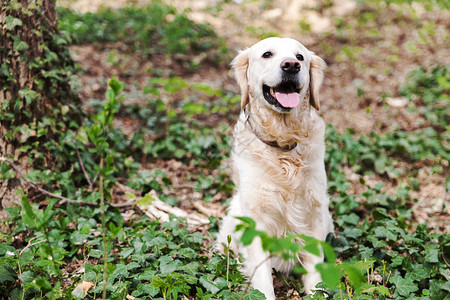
[0,0,81,213]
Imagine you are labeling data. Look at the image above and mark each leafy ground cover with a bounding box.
[0,0,449,299]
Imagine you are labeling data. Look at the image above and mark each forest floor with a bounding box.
[0,1,448,299]
[59,0,449,231]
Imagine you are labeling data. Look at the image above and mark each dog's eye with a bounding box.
[296,54,304,61]
[262,51,273,58]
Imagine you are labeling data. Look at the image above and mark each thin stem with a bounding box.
[100,157,108,300]
[226,246,230,288]
[17,234,45,300]
[75,143,93,190]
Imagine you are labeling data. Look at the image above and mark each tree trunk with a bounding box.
[0,0,81,214]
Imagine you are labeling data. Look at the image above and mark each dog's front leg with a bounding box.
[243,236,275,300]
[301,251,323,294]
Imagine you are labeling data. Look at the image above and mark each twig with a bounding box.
[193,201,224,218]
[240,255,273,300]
[385,270,392,286]
[441,251,450,268]
[75,144,93,191]
[137,190,209,227]
[0,156,78,203]
[0,156,128,207]
[17,234,46,300]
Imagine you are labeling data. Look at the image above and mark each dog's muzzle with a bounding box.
[262,79,301,111]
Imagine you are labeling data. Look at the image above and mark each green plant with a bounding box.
[57,3,226,61]
[234,217,381,297]
[399,64,449,130]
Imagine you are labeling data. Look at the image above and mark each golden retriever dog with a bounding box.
[217,37,334,299]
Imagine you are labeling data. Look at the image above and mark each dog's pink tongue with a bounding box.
[275,92,300,108]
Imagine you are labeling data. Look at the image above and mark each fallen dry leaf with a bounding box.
[72,280,94,298]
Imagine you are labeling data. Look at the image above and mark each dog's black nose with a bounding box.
[281,58,301,74]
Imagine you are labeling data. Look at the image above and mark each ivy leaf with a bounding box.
[425,245,439,263]
[241,289,266,300]
[390,274,418,297]
[180,261,201,275]
[341,213,360,225]
[5,16,22,30]
[430,280,448,299]
[147,236,166,248]
[109,264,128,282]
[159,256,181,274]
[405,264,431,281]
[12,36,29,52]
[374,226,397,241]
[199,275,220,294]
[120,247,134,259]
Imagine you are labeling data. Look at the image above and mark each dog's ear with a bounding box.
[309,53,326,111]
[231,48,250,110]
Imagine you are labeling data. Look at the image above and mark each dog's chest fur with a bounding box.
[232,112,326,236]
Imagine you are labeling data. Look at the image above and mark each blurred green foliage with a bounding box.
[57,1,226,60]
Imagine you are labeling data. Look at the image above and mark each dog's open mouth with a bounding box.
[262,82,301,110]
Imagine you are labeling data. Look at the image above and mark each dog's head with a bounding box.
[232,37,326,113]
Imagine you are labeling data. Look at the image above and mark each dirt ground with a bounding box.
[59,0,449,231]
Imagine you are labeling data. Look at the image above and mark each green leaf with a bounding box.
[120,247,134,259]
[430,280,449,299]
[182,102,208,115]
[108,76,124,95]
[315,263,341,288]
[390,274,418,297]
[240,229,258,246]
[109,264,129,282]
[321,242,336,262]
[235,217,256,229]
[181,261,201,275]
[163,77,187,93]
[341,263,364,289]
[406,264,431,281]
[199,275,220,294]
[353,259,375,270]
[4,16,22,30]
[241,289,266,300]
[425,246,439,263]
[303,240,321,257]
[151,276,166,289]
[147,236,166,247]
[137,192,155,206]
[0,266,16,283]
[13,36,29,52]
[341,213,360,225]
[374,226,397,241]
[375,285,391,296]
[21,196,37,228]
[159,256,181,274]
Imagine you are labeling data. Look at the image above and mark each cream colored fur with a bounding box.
[217,37,333,299]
